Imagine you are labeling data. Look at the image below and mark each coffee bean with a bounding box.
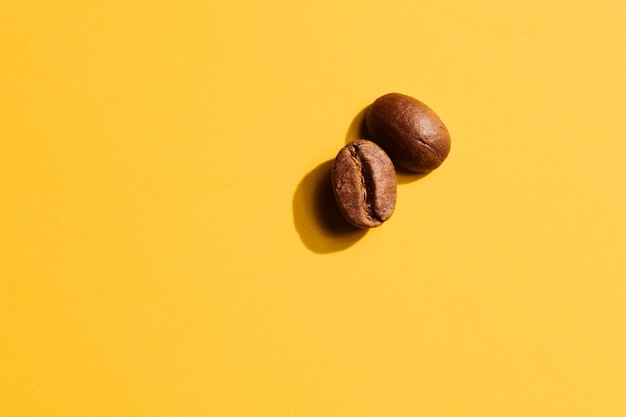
[365,93,451,173]
[331,139,397,228]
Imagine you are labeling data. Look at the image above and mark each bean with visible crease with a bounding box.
[331,139,397,228]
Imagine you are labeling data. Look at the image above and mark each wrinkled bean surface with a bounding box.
[331,139,396,228]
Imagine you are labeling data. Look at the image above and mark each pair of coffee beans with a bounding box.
[331,93,451,228]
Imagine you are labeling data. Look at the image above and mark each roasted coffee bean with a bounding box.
[331,139,396,228]
[365,92,451,173]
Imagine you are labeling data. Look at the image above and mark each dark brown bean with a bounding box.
[331,139,396,228]
[365,93,451,173]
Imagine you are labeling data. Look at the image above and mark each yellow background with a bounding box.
[2,0,625,415]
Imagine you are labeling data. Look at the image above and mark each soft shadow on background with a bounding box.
[396,167,430,184]
[344,105,371,144]
[293,160,367,253]
[345,105,430,185]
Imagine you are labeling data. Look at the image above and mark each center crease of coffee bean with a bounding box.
[348,143,383,223]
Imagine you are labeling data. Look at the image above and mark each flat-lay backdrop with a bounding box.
[2,0,625,415]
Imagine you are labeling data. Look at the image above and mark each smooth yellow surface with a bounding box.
[2,0,625,415]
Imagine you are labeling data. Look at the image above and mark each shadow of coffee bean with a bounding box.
[345,105,371,144]
[293,160,367,254]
